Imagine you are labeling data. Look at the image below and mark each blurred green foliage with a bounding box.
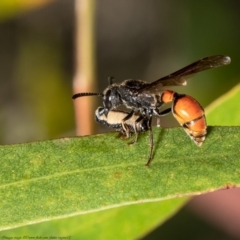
[0,0,55,21]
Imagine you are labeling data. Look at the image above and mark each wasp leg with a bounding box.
[145,116,153,166]
[154,108,171,127]
[121,110,134,138]
[116,131,129,140]
[127,115,144,145]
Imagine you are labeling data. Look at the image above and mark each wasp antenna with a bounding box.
[72,92,103,99]
[108,76,115,85]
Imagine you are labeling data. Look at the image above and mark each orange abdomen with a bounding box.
[173,94,207,146]
[173,94,204,124]
[161,90,207,146]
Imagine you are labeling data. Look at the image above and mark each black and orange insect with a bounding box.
[73,55,231,165]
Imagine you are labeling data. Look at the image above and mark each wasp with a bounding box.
[73,55,231,165]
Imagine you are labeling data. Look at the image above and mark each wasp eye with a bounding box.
[103,90,112,110]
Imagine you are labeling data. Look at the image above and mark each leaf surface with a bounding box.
[1,125,240,231]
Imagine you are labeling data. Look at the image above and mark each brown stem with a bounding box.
[73,0,96,136]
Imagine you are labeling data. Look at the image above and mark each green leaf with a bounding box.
[1,198,186,239]
[206,83,240,125]
[1,125,240,231]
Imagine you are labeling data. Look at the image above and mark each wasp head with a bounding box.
[72,76,122,116]
[102,86,122,116]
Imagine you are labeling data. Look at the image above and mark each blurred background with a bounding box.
[0,0,240,239]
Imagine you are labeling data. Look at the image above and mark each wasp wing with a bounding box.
[138,55,231,94]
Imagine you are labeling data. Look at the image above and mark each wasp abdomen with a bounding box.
[172,93,207,146]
